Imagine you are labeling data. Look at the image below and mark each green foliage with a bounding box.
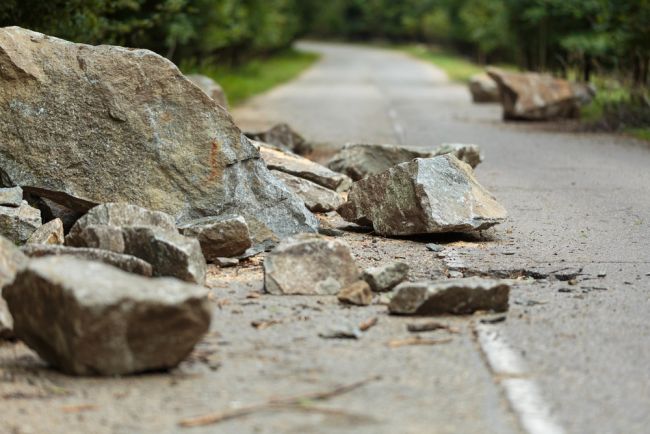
[401,45,483,83]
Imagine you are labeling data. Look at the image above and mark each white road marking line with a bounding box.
[475,324,566,434]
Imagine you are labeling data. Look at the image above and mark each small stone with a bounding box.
[362,262,409,292]
[448,270,464,278]
[318,227,345,237]
[338,280,373,306]
[319,320,362,339]
[0,187,22,207]
[215,257,239,268]
[597,272,607,278]
[246,123,311,155]
[3,256,211,376]
[272,170,343,213]
[431,143,483,169]
[0,201,42,244]
[264,234,360,295]
[425,243,444,252]
[26,218,64,245]
[389,277,510,315]
[179,215,252,260]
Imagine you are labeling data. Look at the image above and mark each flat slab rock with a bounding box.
[272,170,343,213]
[264,234,360,295]
[0,236,28,339]
[0,201,42,244]
[0,27,316,243]
[388,277,510,315]
[179,215,252,260]
[338,155,507,236]
[3,256,211,376]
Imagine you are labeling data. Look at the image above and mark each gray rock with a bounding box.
[0,27,316,244]
[388,277,510,315]
[186,74,229,109]
[122,227,207,285]
[362,262,409,292]
[0,201,42,244]
[215,257,239,268]
[0,236,28,339]
[468,73,500,103]
[0,187,22,207]
[264,234,361,295]
[327,143,429,181]
[20,244,153,277]
[259,144,352,192]
[318,320,363,339]
[3,256,211,375]
[26,218,64,245]
[246,123,311,155]
[337,155,507,236]
[432,143,483,169]
[338,280,373,306]
[179,215,252,261]
[272,170,343,213]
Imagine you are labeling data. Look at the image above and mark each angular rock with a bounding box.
[259,144,352,192]
[487,68,595,120]
[179,215,252,261]
[0,201,42,244]
[186,74,229,109]
[327,143,429,181]
[246,123,311,155]
[3,256,211,375]
[31,197,84,233]
[0,236,28,339]
[0,27,316,243]
[122,227,207,285]
[468,73,500,103]
[264,234,360,295]
[26,218,64,245]
[338,280,373,306]
[215,257,239,268]
[388,277,510,315]
[338,155,507,236]
[20,244,152,277]
[362,262,409,292]
[432,143,482,169]
[0,186,22,207]
[272,170,343,213]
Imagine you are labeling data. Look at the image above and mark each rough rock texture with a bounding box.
[487,68,595,120]
[362,262,409,292]
[122,227,207,285]
[388,277,510,315]
[264,234,360,295]
[32,197,88,234]
[0,201,42,244]
[186,74,229,109]
[432,144,483,169]
[3,256,211,375]
[0,27,317,243]
[338,155,507,236]
[179,215,252,261]
[20,244,153,277]
[0,187,22,207]
[246,123,311,155]
[259,144,352,192]
[26,218,64,245]
[0,236,28,339]
[338,280,373,306]
[272,170,343,213]
[468,73,500,103]
[327,143,429,181]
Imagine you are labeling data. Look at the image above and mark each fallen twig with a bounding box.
[387,336,452,348]
[359,316,378,331]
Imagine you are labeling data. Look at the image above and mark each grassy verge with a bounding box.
[399,44,484,83]
[182,49,319,107]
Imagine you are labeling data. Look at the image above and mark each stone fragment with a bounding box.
[259,144,352,192]
[338,280,373,306]
[186,74,229,108]
[468,73,500,103]
[264,234,360,295]
[0,236,28,339]
[0,201,42,244]
[3,256,211,375]
[327,143,429,181]
[246,123,311,155]
[388,277,510,315]
[0,187,22,207]
[487,67,595,120]
[432,143,483,169]
[20,244,152,277]
[215,257,239,268]
[337,155,507,236]
[272,170,343,213]
[318,320,362,339]
[362,262,409,292]
[26,218,64,245]
[179,215,252,260]
[0,27,316,243]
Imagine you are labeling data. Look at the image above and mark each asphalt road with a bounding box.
[235,42,650,434]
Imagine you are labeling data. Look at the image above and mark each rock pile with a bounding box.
[0,187,42,244]
[0,236,28,339]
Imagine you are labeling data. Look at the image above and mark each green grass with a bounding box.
[399,45,484,83]
[626,127,650,141]
[182,49,319,107]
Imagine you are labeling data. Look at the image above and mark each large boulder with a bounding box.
[0,201,41,244]
[338,155,507,236]
[0,236,28,339]
[179,215,252,261]
[468,73,500,103]
[0,27,317,244]
[487,68,595,120]
[3,256,211,375]
[186,74,229,109]
[272,170,343,213]
[327,143,429,181]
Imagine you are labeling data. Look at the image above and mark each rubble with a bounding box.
[338,155,507,236]
[362,262,409,292]
[338,280,373,306]
[327,143,429,181]
[468,73,500,103]
[272,170,343,213]
[246,123,311,155]
[26,218,64,245]
[3,256,211,375]
[432,143,483,169]
[186,74,229,109]
[264,234,360,295]
[388,277,510,315]
[0,186,22,207]
[0,200,42,244]
[179,215,252,260]
[0,236,28,339]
